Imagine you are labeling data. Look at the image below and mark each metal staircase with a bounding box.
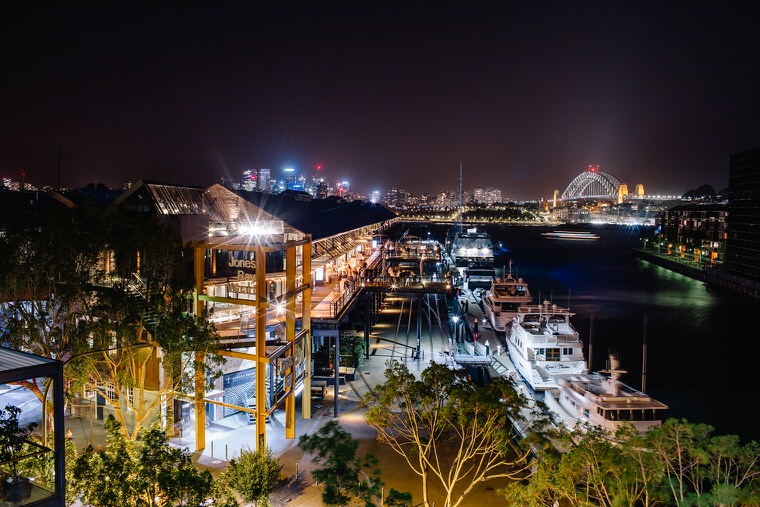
[125,273,159,334]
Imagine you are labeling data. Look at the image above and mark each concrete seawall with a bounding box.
[632,249,760,301]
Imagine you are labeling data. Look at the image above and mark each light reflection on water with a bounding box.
[407,222,760,443]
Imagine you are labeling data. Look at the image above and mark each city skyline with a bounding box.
[2,2,759,200]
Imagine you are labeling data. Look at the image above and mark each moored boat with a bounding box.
[506,299,587,391]
[447,226,495,269]
[543,353,668,435]
[482,260,532,334]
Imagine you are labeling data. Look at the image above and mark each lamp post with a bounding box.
[452,315,459,343]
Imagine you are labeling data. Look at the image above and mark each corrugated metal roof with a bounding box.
[0,346,56,371]
[0,347,61,385]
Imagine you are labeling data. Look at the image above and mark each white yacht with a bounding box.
[543,353,668,435]
[506,300,587,391]
[482,261,532,334]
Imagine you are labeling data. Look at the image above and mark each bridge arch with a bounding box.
[561,165,622,200]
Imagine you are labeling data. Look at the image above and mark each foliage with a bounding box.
[71,416,215,507]
[384,488,413,506]
[18,432,79,505]
[0,203,106,413]
[339,333,366,368]
[362,360,548,507]
[298,420,384,506]
[646,419,760,507]
[222,445,282,506]
[0,405,37,481]
[67,210,225,439]
[0,202,226,440]
[501,419,760,507]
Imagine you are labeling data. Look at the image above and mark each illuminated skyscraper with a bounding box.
[242,169,257,191]
[335,181,350,197]
[283,168,297,190]
[314,179,329,199]
[258,168,270,191]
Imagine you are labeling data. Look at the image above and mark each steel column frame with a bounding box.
[255,245,268,448]
[192,238,311,451]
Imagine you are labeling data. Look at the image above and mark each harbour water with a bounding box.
[405,221,760,444]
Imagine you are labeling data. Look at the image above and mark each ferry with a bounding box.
[541,230,599,240]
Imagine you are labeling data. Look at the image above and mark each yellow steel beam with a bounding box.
[285,243,296,439]
[302,241,312,420]
[255,245,267,450]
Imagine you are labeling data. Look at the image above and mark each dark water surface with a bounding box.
[405,222,760,443]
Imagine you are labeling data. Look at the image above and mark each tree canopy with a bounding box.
[362,360,551,507]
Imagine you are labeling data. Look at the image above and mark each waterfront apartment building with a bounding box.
[655,203,727,266]
[726,146,760,282]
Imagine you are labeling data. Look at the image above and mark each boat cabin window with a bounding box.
[544,348,560,361]
[562,347,573,355]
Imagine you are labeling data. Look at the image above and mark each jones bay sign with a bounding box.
[229,258,255,281]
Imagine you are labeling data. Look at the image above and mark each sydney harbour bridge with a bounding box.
[555,164,675,203]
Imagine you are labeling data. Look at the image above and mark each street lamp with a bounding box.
[452,316,459,343]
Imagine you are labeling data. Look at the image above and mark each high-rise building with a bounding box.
[283,168,296,190]
[726,146,760,282]
[314,179,329,199]
[258,168,270,192]
[335,181,350,197]
[242,169,257,191]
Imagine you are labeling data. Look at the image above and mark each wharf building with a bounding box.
[110,181,398,450]
[0,180,398,457]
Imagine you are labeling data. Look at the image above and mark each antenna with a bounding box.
[642,313,648,392]
[588,314,594,372]
[57,145,62,191]
[458,160,463,231]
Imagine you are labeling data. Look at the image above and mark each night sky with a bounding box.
[3,1,759,200]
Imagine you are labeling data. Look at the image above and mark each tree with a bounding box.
[362,361,549,507]
[67,211,225,440]
[646,419,760,506]
[0,203,106,422]
[222,445,282,506]
[71,416,216,507]
[298,420,385,506]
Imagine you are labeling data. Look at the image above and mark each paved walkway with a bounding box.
[66,287,513,506]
